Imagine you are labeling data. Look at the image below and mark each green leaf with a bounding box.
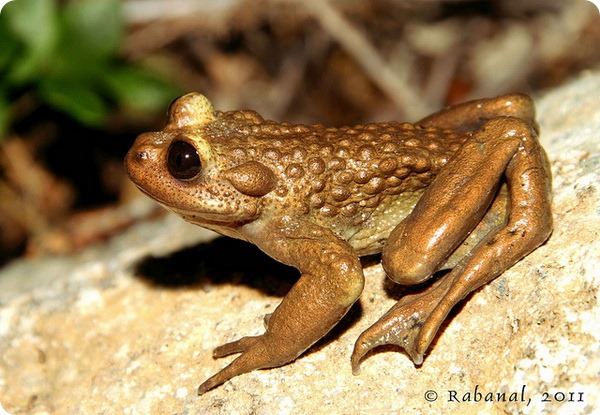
[0,0,58,57]
[5,50,44,85]
[0,0,59,84]
[102,66,181,114]
[0,92,10,140]
[38,77,109,126]
[0,20,19,73]
[62,0,123,61]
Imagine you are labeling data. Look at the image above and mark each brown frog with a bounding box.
[125,93,552,395]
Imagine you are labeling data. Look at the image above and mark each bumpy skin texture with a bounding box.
[125,93,552,395]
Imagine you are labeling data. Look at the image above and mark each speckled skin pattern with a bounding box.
[125,93,552,395]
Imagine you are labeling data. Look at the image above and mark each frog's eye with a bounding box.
[167,140,201,180]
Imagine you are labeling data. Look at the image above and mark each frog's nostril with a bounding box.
[129,145,158,162]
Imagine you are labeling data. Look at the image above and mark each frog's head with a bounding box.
[125,93,277,229]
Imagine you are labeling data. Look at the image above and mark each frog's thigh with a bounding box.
[382,117,523,285]
[198,222,364,394]
[352,116,552,370]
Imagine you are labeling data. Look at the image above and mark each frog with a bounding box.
[125,92,552,395]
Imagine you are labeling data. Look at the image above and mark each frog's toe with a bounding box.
[198,335,271,395]
[212,335,259,358]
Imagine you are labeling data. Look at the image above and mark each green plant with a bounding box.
[0,0,181,138]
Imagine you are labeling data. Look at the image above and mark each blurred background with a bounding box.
[0,0,599,266]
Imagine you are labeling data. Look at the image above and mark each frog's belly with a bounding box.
[344,190,425,256]
[344,184,508,262]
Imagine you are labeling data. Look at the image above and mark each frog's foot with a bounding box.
[197,335,284,395]
[351,275,454,372]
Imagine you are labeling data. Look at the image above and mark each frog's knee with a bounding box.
[381,247,437,285]
[501,93,537,125]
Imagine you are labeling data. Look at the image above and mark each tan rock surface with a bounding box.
[1,72,599,414]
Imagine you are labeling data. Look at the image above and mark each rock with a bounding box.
[1,72,599,415]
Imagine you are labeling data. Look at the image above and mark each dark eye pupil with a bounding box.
[167,140,201,180]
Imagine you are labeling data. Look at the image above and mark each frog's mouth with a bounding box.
[161,202,240,224]
[131,180,245,225]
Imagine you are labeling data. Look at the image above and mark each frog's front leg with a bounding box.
[198,218,364,394]
[351,115,552,371]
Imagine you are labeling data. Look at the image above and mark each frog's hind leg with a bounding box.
[417,93,539,134]
[351,116,552,372]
